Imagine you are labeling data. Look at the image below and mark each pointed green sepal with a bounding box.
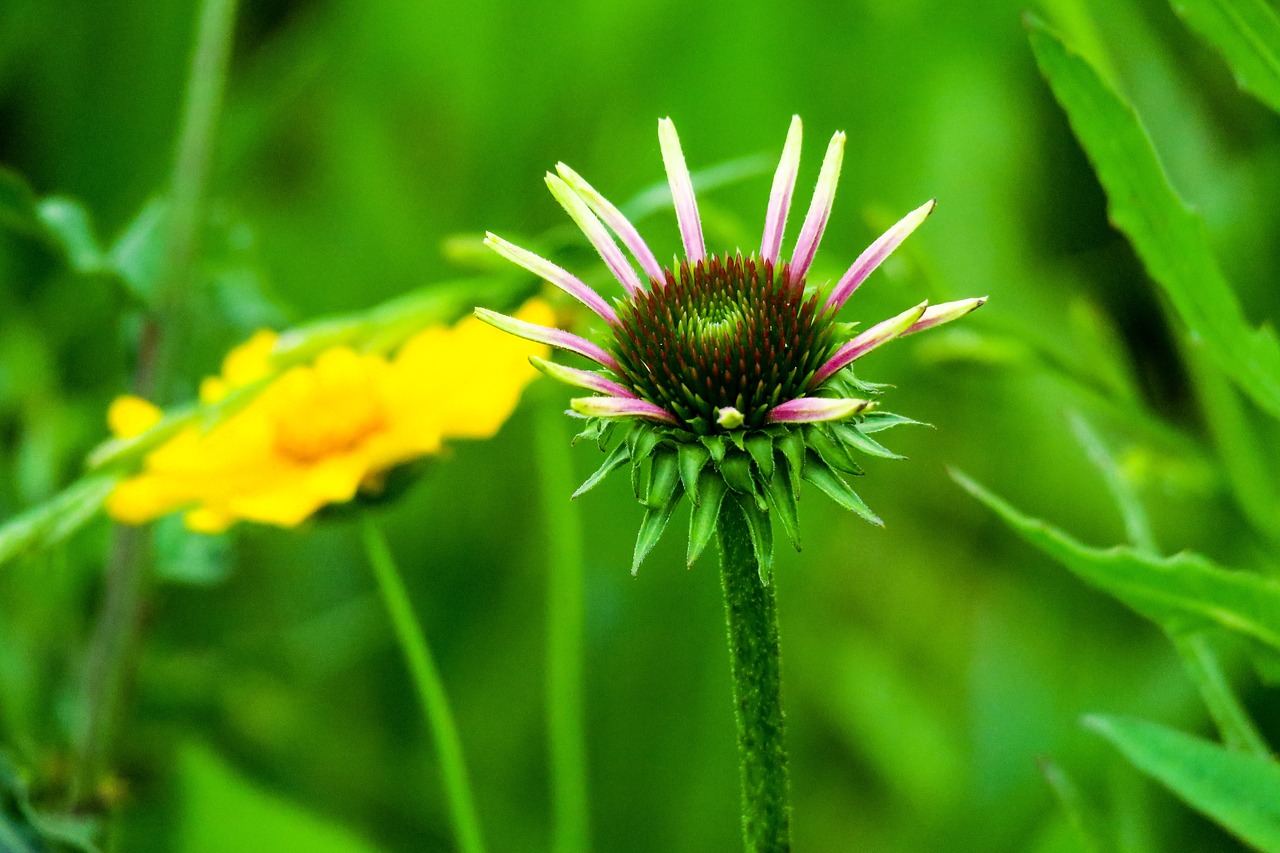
[858,411,928,434]
[687,471,728,567]
[704,434,727,464]
[831,421,903,459]
[573,441,630,499]
[737,495,775,584]
[745,433,775,482]
[765,464,802,552]
[778,430,805,500]
[628,428,661,499]
[677,441,711,505]
[806,425,864,476]
[803,452,883,526]
[728,428,747,451]
[633,483,684,575]
[645,448,680,509]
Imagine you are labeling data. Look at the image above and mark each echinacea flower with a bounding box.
[479,117,984,575]
[106,299,552,533]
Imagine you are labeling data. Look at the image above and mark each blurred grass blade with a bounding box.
[0,475,116,568]
[1084,714,1280,851]
[1067,413,1156,554]
[621,154,774,221]
[1172,0,1280,113]
[952,470,1280,652]
[1037,757,1107,853]
[37,198,106,274]
[1171,633,1272,757]
[1028,17,1280,421]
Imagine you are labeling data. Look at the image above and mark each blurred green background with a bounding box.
[1,0,1278,850]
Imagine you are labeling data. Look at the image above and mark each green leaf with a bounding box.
[831,422,903,460]
[1085,714,1280,851]
[688,472,727,567]
[737,495,774,584]
[778,431,805,500]
[633,484,683,575]
[745,432,774,482]
[0,475,116,568]
[0,754,101,852]
[1028,17,1280,421]
[174,741,382,853]
[857,411,928,434]
[571,441,629,499]
[1172,0,1280,114]
[108,198,169,305]
[953,470,1280,654]
[677,441,710,504]
[806,425,864,475]
[720,451,758,498]
[803,454,883,526]
[764,459,802,552]
[644,448,680,510]
[36,197,106,274]
[627,428,660,500]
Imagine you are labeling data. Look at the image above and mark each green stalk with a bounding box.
[71,0,239,807]
[359,516,487,853]
[716,497,791,852]
[533,390,590,853]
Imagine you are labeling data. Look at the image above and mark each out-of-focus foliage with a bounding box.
[2,0,1279,850]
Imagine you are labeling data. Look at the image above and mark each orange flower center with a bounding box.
[270,351,390,463]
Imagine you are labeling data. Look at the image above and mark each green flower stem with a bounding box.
[533,389,590,853]
[716,497,791,852]
[359,516,487,853]
[71,0,239,808]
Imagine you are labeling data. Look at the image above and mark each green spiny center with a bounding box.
[611,253,835,434]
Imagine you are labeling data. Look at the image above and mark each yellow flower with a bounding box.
[106,299,553,533]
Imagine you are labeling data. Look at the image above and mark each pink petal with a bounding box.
[767,397,874,424]
[789,130,846,280]
[658,118,706,263]
[485,233,618,324]
[811,301,928,386]
[760,116,803,264]
[570,395,678,424]
[556,163,665,283]
[530,355,636,397]
[825,199,936,313]
[474,308,620,371]
[546,174,645,296]
[904,296,987,335]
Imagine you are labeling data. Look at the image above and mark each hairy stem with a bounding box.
[359,516,487,853]
[533,390,590,853]
[717,497,791,852]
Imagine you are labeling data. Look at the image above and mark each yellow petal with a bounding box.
[107,395,163,439]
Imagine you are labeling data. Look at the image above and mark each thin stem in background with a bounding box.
[533,388,590,853]
[359,515,487,853]
[716,497,791,853]
[71,0,240,807]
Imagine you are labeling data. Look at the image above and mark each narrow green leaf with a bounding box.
[633,484,684,575]
[1173,0,1280,113]
[1085,714,1280,851]
[803,454,883,526]
[857,411,928,434]
[0,475,117,568]
[571,442,629,500]
[720,451,758,497]
[36,198,106,274]
[688,473,727,567]
[778,431,805,500]
[627,429,660,500]
[677,441,710,505]
[1068,412,1156,555]
[806,425,864,475]
[765,462,802,552]
[644,449,680,510]
[831,422,903,460]
[738,495,774,584]
[1028,17,1280,420]
[1172,633,1273,758]
[745,433,774,482]
[953,470,1280,654]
